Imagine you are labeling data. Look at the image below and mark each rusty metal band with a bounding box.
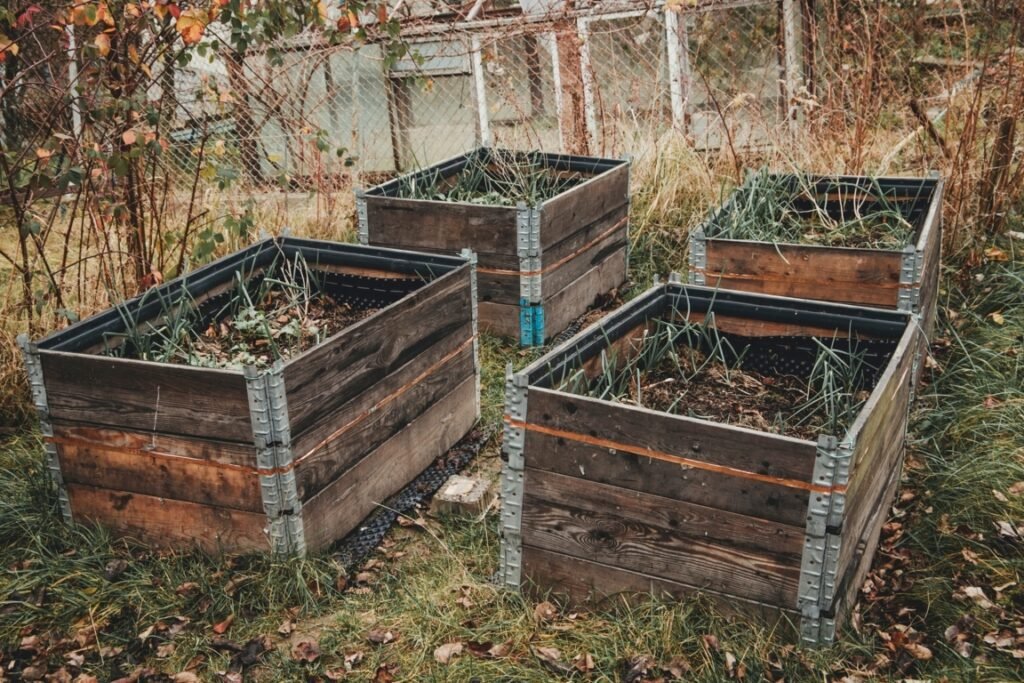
[47,336,476,477]
[505,417,845,495]
[478,215,628,277]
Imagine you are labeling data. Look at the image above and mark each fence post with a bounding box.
[576,17,598,154]
[782,0,805,131]
[551,22,590,155]
[664,8,690,133]
[543,32,566,150]
[470,36,492,146]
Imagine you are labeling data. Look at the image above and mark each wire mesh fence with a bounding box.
[162,1,797,194]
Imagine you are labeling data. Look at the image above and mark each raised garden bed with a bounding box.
[689,170,943,339]
[498,278,919,646]
[19,237,479,555]
[358,147,630,345]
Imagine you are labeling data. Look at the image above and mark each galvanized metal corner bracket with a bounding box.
[516,203,544,346]
[897,245,924,314]
[689,229,707,285]
[797,434,852,646]
[17,334,73,523]
[355,189,369,246]
[461,248,482,421]
[498,364,528,588]
[244,362,306,556]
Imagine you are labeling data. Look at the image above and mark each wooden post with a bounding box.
[553,22,590,155]
[782,0,805,130]
[385,75,413,172]
[576,17,598,154]
[543,32,566,150]
[524,32,547,119]
[470,36,492,146]
[665,8,691,132]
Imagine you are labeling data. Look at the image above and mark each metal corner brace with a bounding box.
[688,229,707,286]
[244,362,306,556]
[461,248,482,421]
[517,203,544,346]
[355,190,369,246]
[17,334,73,523]
[897,244,924,314]
[498,364,528,588]
[798,434,853,646]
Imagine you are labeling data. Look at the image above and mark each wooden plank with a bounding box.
[364,195,518,257]
[39,352,252,442]
[292,344,475,501]
[699,241,903,308]
[541,225,629,300]
[67,483,269,554]
[53,423,262,513]
[478,301,521,340]
[284,267,471,437]
[541,245,627,343]
[300,375,477,552]
[50,421,256,467]
[521,488,801,605]
[539,164,629,249]
[476,269,521,306]
[914,179,943,340]
[521,545,796,626]
[527,387,818,483]
[523,430,809,526]
[540,199,628,269]
[672,310,869,340]
[526,468,804,559]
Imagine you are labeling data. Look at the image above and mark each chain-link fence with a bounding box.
[164,1,800,192]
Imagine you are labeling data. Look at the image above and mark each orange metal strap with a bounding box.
[505,417,843,495]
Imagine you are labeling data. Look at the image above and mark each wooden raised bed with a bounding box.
[358,147,630,345]
[498,279,918,646]
[19,237,479,555]
[689,172,943,339]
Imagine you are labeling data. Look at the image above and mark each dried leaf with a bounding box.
[176,8,209,45]
[212,614,235,634]
[433,641,463,664]
[277,619,294,636]
[290,639,321,663]
[372,664,396,683]
[572,651,595,672]
[985,246,1009,261]
[989,311,1006,326]
[533,600,557,623]
[533,646,572,675]
[960,586,996,610]
[903,642,932,660]
[1009,481,1024,496]
[94,32,110,57]
[367,628,395,645]
[171,674,200,683]
[702,634,720,652]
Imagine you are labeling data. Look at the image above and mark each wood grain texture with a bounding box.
[67,483,269,554]
[522,430,809,526]
[526,468,804,559]
[39,351,252,442]
[542,246,627,342]
[521,545,796,626]
[54,424,262,513]
[698,241,903,308]
[300,375,477,551]
[528,387,818,483]
[477,301,521,340]
[292,344,475,501]
[541,226,629,299]
[364,196,518,258]
[521,489,801,605]
[541,202,628,270]
[539,165,629,248]
[284,267,471,437]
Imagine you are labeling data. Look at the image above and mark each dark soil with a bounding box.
[622,346,867,440]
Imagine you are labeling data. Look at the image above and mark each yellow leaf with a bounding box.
[177,8,209,45]
[985,246,1009,262]
[128,44,140,64]
[97,3,115,26]
[94,32,111,57]
[36,147,53,160]
[122,130,137,145]
[71,3,100,27]
[124,3,142,19]
[0,35,18,61]
[989,312,1006,326]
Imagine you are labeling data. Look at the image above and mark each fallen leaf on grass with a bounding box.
[104,558,129,581]
[533,600,557,623]
[156,642,176,658]
[466,640,512,658]
[958,586,996,610]
[372,664,397,682]
[985,246,1009,261]
[533,646,572,675]
[903,642,932,660]
[227,636,272,672]
[171,674,200,683]
[367,628,396,645]
[277,619,295,636]
[702,634,720,652]
[1009,481,1024,496]
[433,641,463,664]
[290,638,321,663]
[989,311,1006,326]
[212,614,234,634]
[572,651,595,673]
[996,520,1023,539]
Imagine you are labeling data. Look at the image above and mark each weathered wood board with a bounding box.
[499,281,917,647]
[22,238,479,555]
[360,148,630,345]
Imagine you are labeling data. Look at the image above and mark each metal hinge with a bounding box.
[897,245,924,313]
[519,300,545,347]
[17,334,73,523]
[498,364,528,588]
[244,362,306,556]
[517,201,542,304]
[355,190,369,245]
[798,434,852,646]
[689,229,707,285]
